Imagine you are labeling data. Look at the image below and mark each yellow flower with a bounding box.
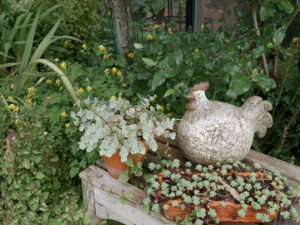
[146,34,153,40]
[241,98,245,103]
[117,71,122,77]
[54,58,60,62]
[99,45,105,51]
[103,55,108,60]
[8,104,16,111]
[87,86,92,92]
[64,40,69,48]
[153,24,159,30]
[78,88,84,95]
[28,86,37,94]
[46,79,53,86]
[292,37,299,43]
[104,68,110,75]
[168,27,173,35]
[60,62,67,70]
[201,24,205,30]
[65,123,70,129]
[55,79,61,86]
[61,111,67,118]
[112,67,118,74]
[128,53,134,58]
[160,105,165,111]
[10,84,14,89]
[25,98,32,105]
[7,96,14,101]
[161,23,165,27]
[149,96,156,103]
[194,48,199,53]
[233,96,238,101]
[110,96,117,101]
[166,113,172,117]
[82,43,87,50]
[14,119,19,125]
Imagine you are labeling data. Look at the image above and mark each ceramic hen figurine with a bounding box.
[178,82,273,164]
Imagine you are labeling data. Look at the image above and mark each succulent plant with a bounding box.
[143,159,299,225]
[72,96,176,162]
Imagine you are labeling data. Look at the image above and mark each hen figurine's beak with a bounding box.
[185,94,196,100]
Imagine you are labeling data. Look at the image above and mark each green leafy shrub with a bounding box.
[59,0,99,46]
[0,108,91,224]
[121,0,300,165]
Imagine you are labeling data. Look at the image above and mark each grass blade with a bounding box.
[20,10,39,72]
[29,16,62,64]
[0,62,21,69]
[31,59,78,103]
[40,4,63,21]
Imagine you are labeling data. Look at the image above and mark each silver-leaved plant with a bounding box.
[71,96,176,162]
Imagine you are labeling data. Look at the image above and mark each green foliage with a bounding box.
[0,108,90,224]
[59,0,99,44]
[120,0,300,165]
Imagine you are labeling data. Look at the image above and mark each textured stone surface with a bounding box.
[178,82,273,164]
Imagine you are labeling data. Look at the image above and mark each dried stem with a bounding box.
[251,0,270,77]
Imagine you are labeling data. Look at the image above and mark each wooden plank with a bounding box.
[244,150,300,189]
[94,187,175,225]
[81,180,102,225]
[95,202,134,225]
[80,165,146,205]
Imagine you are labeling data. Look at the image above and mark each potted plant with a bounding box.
[71,96,176,181]
[143,159,299,224]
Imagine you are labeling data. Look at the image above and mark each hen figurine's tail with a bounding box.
[241,96,273,138]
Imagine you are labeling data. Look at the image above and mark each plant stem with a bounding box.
[251,0,270,77]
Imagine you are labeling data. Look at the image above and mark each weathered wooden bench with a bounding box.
[79,131,300,225]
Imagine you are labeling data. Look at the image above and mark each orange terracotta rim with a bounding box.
[103,140,149,179]
[160,199,279,222]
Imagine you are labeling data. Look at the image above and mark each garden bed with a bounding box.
[80,133,300,225]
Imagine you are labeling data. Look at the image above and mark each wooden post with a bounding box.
[81,179,101,225]
[194,0,205,32]
[112,0,131,55]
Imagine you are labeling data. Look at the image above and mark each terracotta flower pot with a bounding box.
[157,171,280,223]
[103,141,149,179]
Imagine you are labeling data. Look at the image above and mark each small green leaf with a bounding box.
[23,159,30,169]
[256,73,276,91]
[70,167,80,178]
[174,82,183,90]
[151,70,166,90]
[230,72,252,96]
[142,58,156,67]
[151,0,167,14]
[126,158,134,167]
[36,172,45,179]
[118,171,129,183]
[252,46,265,58]
[278,0,294,14]
[164,89,175,98]
[174,49,183,65]
[259,3,275,21]
[273,28,286,45]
